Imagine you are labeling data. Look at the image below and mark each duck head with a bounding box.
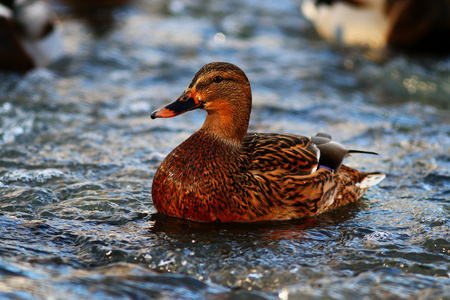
[151,62,252,142]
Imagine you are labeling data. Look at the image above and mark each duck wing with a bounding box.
[240,132,319,175]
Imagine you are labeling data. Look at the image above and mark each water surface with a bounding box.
[1,0,449,299]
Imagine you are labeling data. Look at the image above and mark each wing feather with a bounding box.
[240,132,319,175]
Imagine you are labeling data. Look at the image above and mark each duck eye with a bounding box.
[212,76,223,83]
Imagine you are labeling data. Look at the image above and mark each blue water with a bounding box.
[1,0,449,299]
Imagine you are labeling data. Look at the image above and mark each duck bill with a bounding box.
[151,91,202,119]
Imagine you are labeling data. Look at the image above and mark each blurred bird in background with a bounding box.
[0,0,64,71]
[301,0,450,54]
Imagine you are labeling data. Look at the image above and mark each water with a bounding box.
[1,0,449,299]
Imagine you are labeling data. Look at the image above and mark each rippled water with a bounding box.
[1,0,449,299]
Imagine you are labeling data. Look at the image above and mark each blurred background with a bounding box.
[0,0,449,299]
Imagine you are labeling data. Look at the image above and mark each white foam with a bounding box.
[1,169,65,184]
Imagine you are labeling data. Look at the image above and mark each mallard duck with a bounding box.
[0,0,64,71]
[301,0,450,53]
[151,62,385,222]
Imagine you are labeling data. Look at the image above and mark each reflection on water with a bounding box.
[0,0,449,299]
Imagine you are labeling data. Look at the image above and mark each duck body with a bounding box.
[151,62,385,223]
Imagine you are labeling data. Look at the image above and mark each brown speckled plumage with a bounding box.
[151,62,385,222]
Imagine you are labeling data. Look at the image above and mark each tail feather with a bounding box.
[358,172,386,189]
[328,165,384,211]
[348,150,379,155]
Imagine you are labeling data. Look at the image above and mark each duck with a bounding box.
[150,62,385,223]
[0,0,64,71]
[301,0,450,53]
